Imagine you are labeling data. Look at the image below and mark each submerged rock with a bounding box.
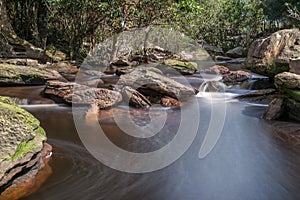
[0,96,52,199]
[0,63,65,86]
[246,29,300,77]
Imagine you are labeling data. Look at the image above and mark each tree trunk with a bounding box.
[0,0,50,62]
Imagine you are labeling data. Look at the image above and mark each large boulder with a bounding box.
[117,67,196,101]
[0,96,52,199]
[44,81,122,109]
[246,29,300,77]
[0,63,66,86]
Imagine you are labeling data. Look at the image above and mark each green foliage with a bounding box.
[4,0,299,59]
[171,0,264,51]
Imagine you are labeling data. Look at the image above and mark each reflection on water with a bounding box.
[18,96,300,200]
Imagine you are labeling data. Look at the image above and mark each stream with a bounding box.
[1,85,300,200]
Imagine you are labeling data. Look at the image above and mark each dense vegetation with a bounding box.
[1,0,300,60]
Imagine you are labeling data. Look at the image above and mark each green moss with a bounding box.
[280,88,300,102]
[0,98,46,162]
[11,140,37,161]
[164,59,197,70]
[0,96,17,105]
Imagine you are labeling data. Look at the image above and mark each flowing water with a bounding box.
[1,85,300,200]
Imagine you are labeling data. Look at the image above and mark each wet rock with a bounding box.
[0,96,52,199]
[222,70,251,85]
[263,98,285,120]
[290,58,300,75]
[246,29,300,77]
[43,81,79,103]
[121,86,151,108]
[202,65,230,75]
[162,59,197,75]
[275,72,300,90]
[65,88,122,109]
[44,80,122,109]
[226,46,245,58]
[235,89,279,104]
[118,67,196,101]
[0,63,66,86]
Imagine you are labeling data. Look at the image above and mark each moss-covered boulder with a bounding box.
[0,96,52,199]
[246,29,300,77]
[0,63,66,86]
[162,59,197,75]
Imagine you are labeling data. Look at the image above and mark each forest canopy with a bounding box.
[1,0,300,60]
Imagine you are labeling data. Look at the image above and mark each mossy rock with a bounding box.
[162,59,197,75]
[0,96,46,176]
[280,88,300,102]
[0,63,64,86]
[286,98,300,122]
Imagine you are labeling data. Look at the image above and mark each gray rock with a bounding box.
[226,46,244,58]
[263,98,285,120]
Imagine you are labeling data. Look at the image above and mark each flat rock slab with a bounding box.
[290,58,300,75]
[0,64,65,86]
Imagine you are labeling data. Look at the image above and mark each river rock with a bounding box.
[121,86,151,108]
[226,46,245,58]
[0,96,52,199]
[286,98,300,121]
[222,70,251,85]
[275,72,300,90]
[162,59,197,75]
[262,98,285,120]
[118,67,196,101]
[0,63,66,86]
[44,80,122,109]
[201,65,230,75]
[246,29,300,77]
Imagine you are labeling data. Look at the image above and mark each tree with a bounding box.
[0,0,49,61]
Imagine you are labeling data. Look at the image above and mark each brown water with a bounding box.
[2,86,300,200]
